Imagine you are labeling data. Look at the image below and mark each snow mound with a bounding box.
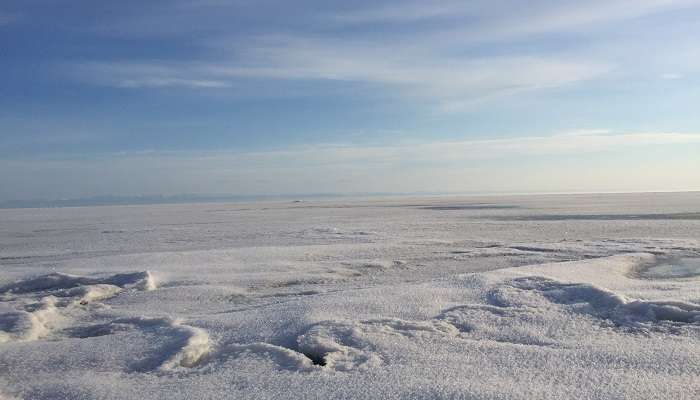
[363,318,459,337]
[0,297,60,343]
[159,320,211,370]
[508,276,700,326]
[438,304,558,347]
[225,342,317,371]
[0,272,155,343]
[0,271,156,295]
[73,316,211,371]
[296,321,382,371]
[215,318,457,372]
[294,318,455,371]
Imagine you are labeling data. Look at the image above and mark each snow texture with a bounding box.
[0,192,699,399]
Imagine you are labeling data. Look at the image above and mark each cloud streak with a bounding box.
[70,53,610,101]
[422,0,700,43]
[172,131,700,166]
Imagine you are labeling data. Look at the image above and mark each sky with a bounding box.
[1,0,699,201]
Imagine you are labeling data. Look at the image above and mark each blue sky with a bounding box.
[1,0,699,200]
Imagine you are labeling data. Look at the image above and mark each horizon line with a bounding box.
[2,189,699,210]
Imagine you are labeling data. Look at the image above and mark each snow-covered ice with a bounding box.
[0,192,699,399]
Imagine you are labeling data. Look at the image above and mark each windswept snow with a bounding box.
[296,320,384,371]
[0,271,156,295]
[0,271,155,344]
[0,297,59,343]
[158,319,211,370]
[0,192,699,399]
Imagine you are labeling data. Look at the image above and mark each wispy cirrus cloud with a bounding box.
[213,36,612,90]
[330,1,480,23]
[60,0,700,109]
[334,0,696,25]
[66,38,611,110]
[408,0,700,43]
[204,130,700,166]
[66,61,231,89]
[93,0,699,40]
[49,0,700,116]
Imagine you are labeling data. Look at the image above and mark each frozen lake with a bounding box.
[1,192,699,399]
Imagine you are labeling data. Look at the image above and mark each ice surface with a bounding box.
[639,257,700,279]
[0,192,699,399]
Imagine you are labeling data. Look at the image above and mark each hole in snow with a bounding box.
[301,351,327,366]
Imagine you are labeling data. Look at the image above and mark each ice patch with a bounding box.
[638,257,700,279]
